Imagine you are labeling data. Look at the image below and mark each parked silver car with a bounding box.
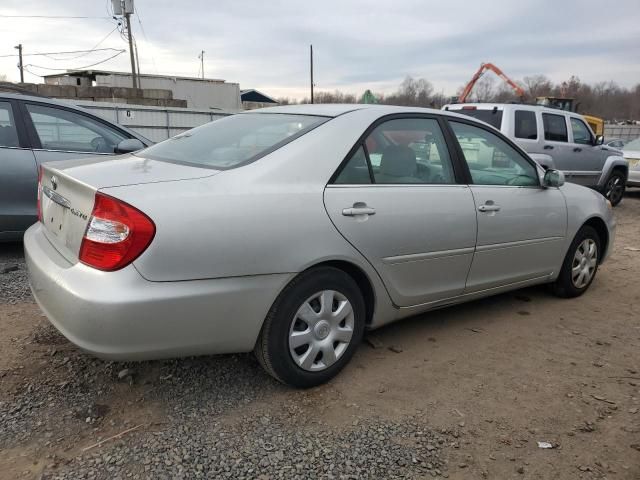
[443,103,629,206]
[0,92,150,241]
[25,104,615,387]
[621,137,640,187]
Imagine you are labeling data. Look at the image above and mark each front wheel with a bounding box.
[255,267,365,388]
[602,170,626,206]
[552,225,600,298]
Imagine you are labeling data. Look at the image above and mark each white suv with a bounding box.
[443,103,629,205]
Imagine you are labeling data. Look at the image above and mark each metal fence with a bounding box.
[73,100,232,143]
[604,124,640,142]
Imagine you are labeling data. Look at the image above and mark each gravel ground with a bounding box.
[2,191,640,479]
[0,243,30,304]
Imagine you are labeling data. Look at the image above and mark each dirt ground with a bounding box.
[1,190,639,479]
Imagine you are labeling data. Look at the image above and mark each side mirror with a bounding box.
[594,135,604,146]
[543,169,565,188]
[115,138,145,154]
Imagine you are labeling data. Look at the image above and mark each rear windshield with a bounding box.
[137,113,328,169]
[451,108,503,129]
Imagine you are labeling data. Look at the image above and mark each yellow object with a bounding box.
[583,115,604,136]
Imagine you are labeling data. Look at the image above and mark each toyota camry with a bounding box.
[25,104,615,387]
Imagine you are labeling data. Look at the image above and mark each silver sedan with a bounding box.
[25,105,616,387]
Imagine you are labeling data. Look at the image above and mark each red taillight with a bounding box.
[79,193,155,271]
[36,166,43,222]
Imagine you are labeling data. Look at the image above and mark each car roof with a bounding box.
[247,103,464,119]
[443,102,582,116]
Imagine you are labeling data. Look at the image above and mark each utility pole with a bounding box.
[199,50,205,79]
[124,10,138,88]
[310,44,314,104]
[14,44,24,83]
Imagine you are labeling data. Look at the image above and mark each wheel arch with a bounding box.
[583,216,609,263]
[301,260,377,327]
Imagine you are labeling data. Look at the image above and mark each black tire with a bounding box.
[552,225,601,298]
[602,170,626,206]
[254,266,366,388]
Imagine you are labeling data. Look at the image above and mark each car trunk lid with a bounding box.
[38,155,218,263]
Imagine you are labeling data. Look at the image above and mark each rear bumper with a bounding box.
[24,223,293,361]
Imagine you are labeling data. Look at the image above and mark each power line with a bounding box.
[0,47,124,59]
[24,50,126,73]
[0,14,112,19]
[41,27,120,61]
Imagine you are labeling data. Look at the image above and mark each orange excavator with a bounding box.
[458,62,525,103]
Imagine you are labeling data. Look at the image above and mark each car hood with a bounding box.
[622,150,640,160]
[43,154,219,189]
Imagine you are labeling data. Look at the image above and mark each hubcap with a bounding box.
[571,238,598,289]
[605,175,623,204]
[288,290,355,372]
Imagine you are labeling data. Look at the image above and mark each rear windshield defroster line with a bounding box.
[134,113,329,170]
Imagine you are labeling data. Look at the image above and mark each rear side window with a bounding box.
[26,103,128,153]
[452,108,503,129]
[0,101,20,148]
[334,146,371,184]
[139,113,327,169]
[514,110,537,140]
[542,113,568,142]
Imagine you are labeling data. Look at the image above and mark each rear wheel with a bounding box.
[602,170,626,206]
[552,225,600,298]
[255,267,365,388]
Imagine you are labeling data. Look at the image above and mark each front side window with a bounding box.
[514,110,537,140]
[542,113,568,142]
[26,104,128,153]
[139,113,327,169]
[363,118,455,184]
[449,121,539,187]
[570,118,593,145]
[0,101,20,148]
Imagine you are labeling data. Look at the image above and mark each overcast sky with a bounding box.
[1,0,639,99]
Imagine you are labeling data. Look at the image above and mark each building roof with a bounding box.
[42,70,230,84]
[240,89,278,104]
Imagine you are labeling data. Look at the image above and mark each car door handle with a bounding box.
[573,147,582,152]
[478,204,501,212]
[544,145,554,150]
[342,206,376,216]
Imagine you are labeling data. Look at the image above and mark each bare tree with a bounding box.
[522,75,552,98]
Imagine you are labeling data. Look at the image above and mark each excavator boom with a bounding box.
[459,63,526,103]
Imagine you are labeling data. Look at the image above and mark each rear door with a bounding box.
[541,112,574,174]
[446,119,567,292]
[324,115,477,307]
[0,99,38,235]
[21,101,130,167]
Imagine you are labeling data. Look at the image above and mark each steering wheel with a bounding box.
[90,136,109,153]
[506,175,534,186]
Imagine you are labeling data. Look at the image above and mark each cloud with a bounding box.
[1,0,638,99]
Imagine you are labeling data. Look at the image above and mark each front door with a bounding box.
[447,119,568,292]
[0,100,38,236]
[566,116,603,186]
[324,116,477,307]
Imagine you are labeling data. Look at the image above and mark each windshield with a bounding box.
[450,108,504,129]
[137,113,328,169]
